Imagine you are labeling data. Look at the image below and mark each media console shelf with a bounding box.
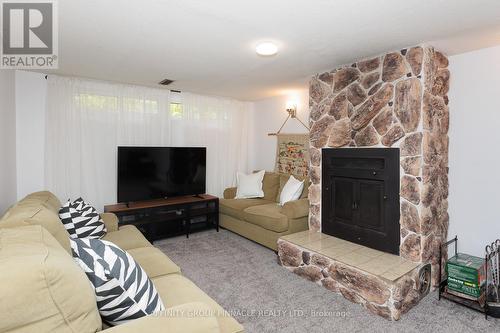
[104,194,219,241]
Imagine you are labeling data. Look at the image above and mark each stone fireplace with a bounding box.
[308,45,449,284]
[278,45,449,320]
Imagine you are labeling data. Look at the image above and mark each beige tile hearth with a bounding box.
[282,230,419,282]
[281,230,327,243]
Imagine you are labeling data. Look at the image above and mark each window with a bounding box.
[198,106,218,121]
[74,94,158,114]
[74,93,118,110]
[122,97,158,114]
[170,102,183,119]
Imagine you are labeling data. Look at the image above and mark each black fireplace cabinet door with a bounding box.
[321,148,400,255]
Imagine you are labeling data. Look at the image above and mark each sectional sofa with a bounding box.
[0,191,243,333]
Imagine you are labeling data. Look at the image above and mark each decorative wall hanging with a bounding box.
[275,133,309,177]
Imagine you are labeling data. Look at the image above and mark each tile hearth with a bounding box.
[282,231,418,281]
[278,232,426,320]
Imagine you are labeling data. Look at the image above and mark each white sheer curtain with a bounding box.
[45,75,249,210]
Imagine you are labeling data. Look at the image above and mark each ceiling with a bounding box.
[48,0,500,101]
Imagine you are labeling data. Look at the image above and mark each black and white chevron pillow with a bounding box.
[71,238,165,326]
[59,198,106,239]
[72,197,96,213]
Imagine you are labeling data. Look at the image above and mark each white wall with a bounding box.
[15,71,47,199]
[248,88,310,172]
[448,44,500,257]
[0,71,17,213]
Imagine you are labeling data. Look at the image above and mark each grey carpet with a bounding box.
[155,229,500,333]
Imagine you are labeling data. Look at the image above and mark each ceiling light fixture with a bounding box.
[256,42,278,56]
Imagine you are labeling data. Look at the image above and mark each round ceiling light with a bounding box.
[256,42,278,56]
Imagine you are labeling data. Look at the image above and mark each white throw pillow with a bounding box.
[279,175,304,206]
[235,170,265,199]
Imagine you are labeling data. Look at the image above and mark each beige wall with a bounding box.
[0,71,17,213]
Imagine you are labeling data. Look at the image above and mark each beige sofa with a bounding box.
[220,172,309,251]
[0,191,243,333]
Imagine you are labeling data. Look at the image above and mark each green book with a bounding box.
[446,253,486,298]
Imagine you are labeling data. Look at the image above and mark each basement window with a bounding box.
[170,102,183,119]
[122,97,158,114]
[74,93,118,110]
[74,94,159,114]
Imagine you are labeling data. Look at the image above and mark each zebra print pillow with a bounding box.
[59,199,107,239]
[71,238,165,326]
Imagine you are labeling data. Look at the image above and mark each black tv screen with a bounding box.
[117,147,206,203]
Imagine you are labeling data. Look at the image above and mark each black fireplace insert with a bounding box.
[321,148,400,255]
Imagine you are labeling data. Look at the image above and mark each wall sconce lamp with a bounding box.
[286,101,297,118]
[268,100,310,136]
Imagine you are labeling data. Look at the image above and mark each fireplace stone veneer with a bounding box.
[278,45,448,320]
[307,45,450,287]
[277,231,423,321]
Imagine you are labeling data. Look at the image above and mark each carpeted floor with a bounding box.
[155,229,500,333]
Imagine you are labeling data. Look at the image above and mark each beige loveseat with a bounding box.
[0,191,243,333]
[220,172,309,251]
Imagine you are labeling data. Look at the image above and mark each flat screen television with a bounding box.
[117,146,206,203]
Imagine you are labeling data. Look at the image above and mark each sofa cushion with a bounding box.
[219,198,273,220]
[71,238,165,326]
[281,198,310,219]
[0,197,71,253]
[261,171,280,201]
[0,226,101,333]
[101,212,119,232]
[102,225,152,250]
[24,191,62,211]
[103,302,220,333]
[242,203,289,233]
[300,176,310,199]
[223,187,237,199]
[127,247,181,278]
[152,274,244,333]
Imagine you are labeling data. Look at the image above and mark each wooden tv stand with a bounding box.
[104,194,219,241]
